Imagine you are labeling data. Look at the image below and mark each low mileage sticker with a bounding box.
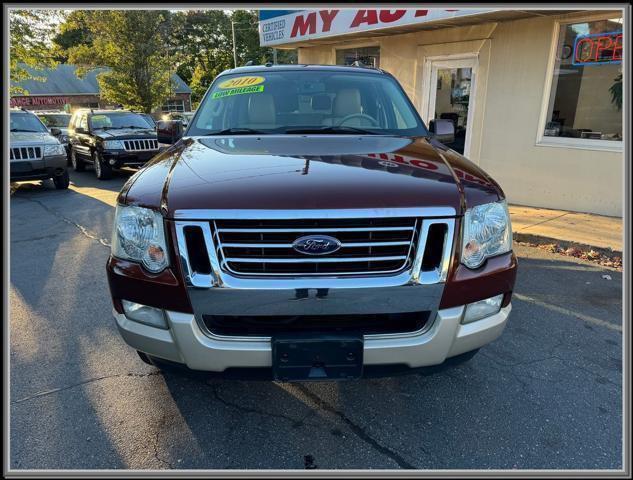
[211,85,265,99]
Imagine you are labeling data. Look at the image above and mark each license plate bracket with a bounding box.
[272,333,364,382]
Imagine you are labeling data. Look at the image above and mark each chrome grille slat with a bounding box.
[122,138,158,152]
[217,226,415,233]
[10,146,42,160]
[221,241,411,248]
[224,256,408,264]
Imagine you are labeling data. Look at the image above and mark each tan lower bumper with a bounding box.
[114,304,511,372]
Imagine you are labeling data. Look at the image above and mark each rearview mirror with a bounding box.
[429,119,455,144]
[50,127,62,136]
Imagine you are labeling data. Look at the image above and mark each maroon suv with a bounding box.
[106,65,517,381]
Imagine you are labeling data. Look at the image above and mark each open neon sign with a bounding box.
[573,31,622,66]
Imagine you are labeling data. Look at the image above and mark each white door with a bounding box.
[424,56,478,157]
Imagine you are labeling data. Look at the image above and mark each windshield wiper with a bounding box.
[206,127,271,135]
[285,126,379,135]
[10,128,41,133]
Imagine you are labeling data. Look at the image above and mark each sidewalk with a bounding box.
[508,204,623,253]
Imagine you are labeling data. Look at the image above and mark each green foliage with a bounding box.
[609,73,622,111]
[50,10,93,62]
[172,9,297,104]
[67,10,175,113]
[9,10,60,95]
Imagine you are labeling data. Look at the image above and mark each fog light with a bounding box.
[122,300,168,329]
[109,159,117,165]
[462,294,504,324]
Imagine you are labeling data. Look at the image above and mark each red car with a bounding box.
[107,64,517,381]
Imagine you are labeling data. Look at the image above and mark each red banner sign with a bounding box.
[10,96,72,107]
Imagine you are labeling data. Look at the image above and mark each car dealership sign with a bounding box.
[10,96,71,107]
[259,9,496,46]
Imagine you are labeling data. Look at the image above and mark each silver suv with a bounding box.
[10,109,70,189]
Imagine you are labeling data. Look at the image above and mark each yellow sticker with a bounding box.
[218,76,265,89]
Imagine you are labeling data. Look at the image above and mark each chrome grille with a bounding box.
[174,209,456,285]
[10,146,42,160]
[123,139,158,152]
[212,218,419,276]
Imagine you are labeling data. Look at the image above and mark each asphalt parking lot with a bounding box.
[9,169,623,470]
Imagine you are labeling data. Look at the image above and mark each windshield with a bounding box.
[10,113,49,133]
[188,70,428,136]
[38,114,71,128]
[89,112,153,130]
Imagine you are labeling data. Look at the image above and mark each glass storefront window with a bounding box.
[161,99,185,112]
[336,46,380,68]
[544,17,623,143]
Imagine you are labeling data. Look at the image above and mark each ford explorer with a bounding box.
[106,65,517,381]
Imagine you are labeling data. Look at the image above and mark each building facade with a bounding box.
[11,64,192,116]
[259,9,624,216]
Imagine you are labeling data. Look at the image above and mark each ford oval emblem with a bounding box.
[292,235,342,255]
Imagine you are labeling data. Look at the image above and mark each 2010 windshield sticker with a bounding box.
[211,85,265,99]
[218,76,265,89]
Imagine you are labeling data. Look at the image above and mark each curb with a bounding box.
[513,232,622,270]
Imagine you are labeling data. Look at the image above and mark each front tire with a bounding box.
[53,169,70,190]
[70,148,85,172]
[94,151,113,180]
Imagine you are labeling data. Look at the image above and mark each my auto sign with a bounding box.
[259,9,496,46]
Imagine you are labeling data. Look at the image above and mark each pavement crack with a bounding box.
[21,197,111,248]
[209,384,322,429]
[292,384,417,469]
[152,414,174,469]
[11,370,162,405]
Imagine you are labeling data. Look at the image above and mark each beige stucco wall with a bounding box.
[297,14,623,217]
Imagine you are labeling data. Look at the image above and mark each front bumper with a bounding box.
[10,154,67,181]
[114,303,511,372]
[102,150,159,167]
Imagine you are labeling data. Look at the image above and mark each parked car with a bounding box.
[10,108,70,189]
[161,111,195,127]
[138,113,157,130]
[107,65,517,381]
[68,109,160,180]
[35,110,72,163]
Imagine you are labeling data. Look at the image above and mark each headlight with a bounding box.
[111,204,170,273]
[43,144,66,156]
[103,140,125,150]
[461,200,512,269]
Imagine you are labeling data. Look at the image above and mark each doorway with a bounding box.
[424,56,478,157]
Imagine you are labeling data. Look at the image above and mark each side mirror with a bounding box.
[157,119,184,144]
[50,127,62,136]
[429,119,455,144]
[75,127,86,134]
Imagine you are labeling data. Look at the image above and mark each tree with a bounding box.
[172,9,296,104]
[67,10,175,113]
[9,9,61,95]
[50,10,93,62]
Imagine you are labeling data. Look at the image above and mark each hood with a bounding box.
[95,128,157,140]
[10,131,60,146]
[122,135,502,217]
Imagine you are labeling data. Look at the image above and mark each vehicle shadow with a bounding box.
[10,169,137,468]
[154,253,622,469]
